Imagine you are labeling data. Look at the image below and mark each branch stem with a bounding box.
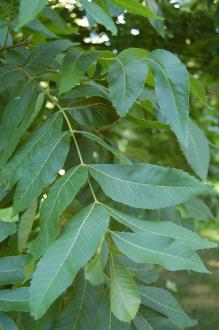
[42,88,99,202]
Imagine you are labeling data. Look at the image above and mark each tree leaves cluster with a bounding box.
[0,0,216,328]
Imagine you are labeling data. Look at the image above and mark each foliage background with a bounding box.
[0,0,219,329]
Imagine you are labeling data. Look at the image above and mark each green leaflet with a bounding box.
[119,256,159,284]
[146,317,182,330]
[18,199,38,253]
[26,19,57,38]
[59,49,97,95]
[190,74,208,107]
[146,49,189,146]
[94,292,131,330]
[0,207,19,223]
[110,255,140,323]
[78,131,130,164]
[54,274,130,330]
[0,80,34,135]
[107,207,216,250]
[0,64,25,93]
[30,203,109,319]
[180,120,210,179]
[0,312,18,330]
[0,288,29,312]
[108,56,148,116]
[0,221,16,243]
[126,115,169,130]
[146,0,165,37]
[29,165,88,259]
[66,96,117,128]
[133,313,153,330]
[60,82,109,100]
[134,308,182,330]
[0,82,42,169]
[139,286,197,328]
[111,231,208,272]
[85,240,108,285]
[80,0,117,35]
[54,274,100,330]
[13,132,70,215]
[0,256,29,286]
[111,0,160,20]
[18,0,48,28]
[184,197,214,222]
[95,296,131,330]
[2,113,63,187]
[89,164,209,209]
[27,40,73,73]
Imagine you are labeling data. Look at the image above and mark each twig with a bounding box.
[0,35,33,54]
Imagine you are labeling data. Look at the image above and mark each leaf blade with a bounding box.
[110,256,140,322]
[111,231,208,272]
[13,132,70,214]
[147,49,189,146]
[89,164,209,209]
[108,56,148,116]
[29,165,88,259]
[30,203,109,319]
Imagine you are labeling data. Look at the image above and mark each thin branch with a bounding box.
[0,35,32,54]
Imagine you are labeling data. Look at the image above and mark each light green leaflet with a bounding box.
[0,221,16,243]
[85,240,108,286]
[59,49,97,94]
[146,49,189,146]
[139,286,197,328]
[80,0,117,35]
[89,164,209,209]
[18,199,38,253]
[108,56,148,116]
[30,203,109,319]
[107,206,216,250]
[2,113,63,187]
[111,0,160,20]
[110,255,140,323]
[0,288,29,312]
[190,74,208,107]
[184,197,214,222]
[13,132,70,214]
[0,208,18,223]
[180,120,210,179]
[29,165,88,259]
[0,256,29,286]
[18,0,48,28]
[0,312,18,330]
[111,231,208,272]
